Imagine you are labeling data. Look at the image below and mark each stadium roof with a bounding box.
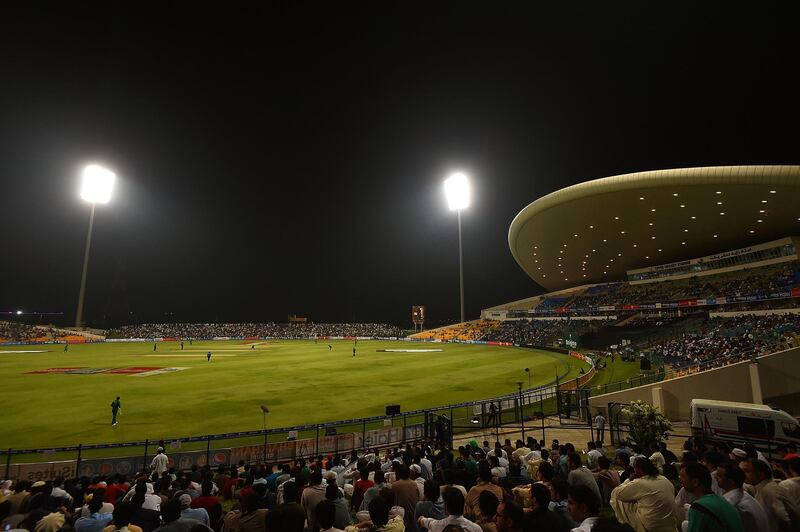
[508,165,800,291]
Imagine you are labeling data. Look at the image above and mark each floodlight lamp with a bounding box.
[80,164,116,204]
[16,310,23,315]
[444,172,470,211]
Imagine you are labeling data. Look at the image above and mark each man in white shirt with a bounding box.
[717,462,770,531]
[150,447,169,475]
[417,487,481,532]
[594,413,606,444]
[741,458,799,532]
[586,442,603,471]
[568,484,600,532]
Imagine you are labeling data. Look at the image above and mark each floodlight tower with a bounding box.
[75,164,115,328]
[444,172,470,324]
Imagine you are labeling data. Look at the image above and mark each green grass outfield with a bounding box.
[0,339,599,450]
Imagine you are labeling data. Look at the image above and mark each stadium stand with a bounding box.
[106,322,402,339]
[410,319,500,341]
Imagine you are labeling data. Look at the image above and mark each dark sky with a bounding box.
[1,5,798,327]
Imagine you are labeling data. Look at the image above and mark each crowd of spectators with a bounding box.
[413,321,501,342]
[538,261,799,312]
[107,323,403,340]
[484,319,613,347]
[628,313,800,370]
[0,321,57,342]
[3,435,800,532]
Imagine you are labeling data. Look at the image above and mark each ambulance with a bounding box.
[690,399,800,458]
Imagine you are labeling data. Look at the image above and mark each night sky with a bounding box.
[1,6,798,328]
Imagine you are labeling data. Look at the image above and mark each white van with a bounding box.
[690,399,800,458]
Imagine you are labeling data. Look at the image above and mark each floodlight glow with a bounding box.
[80,165,116,204]
[16,310,22,315]
[444,172,470,211]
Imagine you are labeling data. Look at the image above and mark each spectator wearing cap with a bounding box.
[417,487,481,532]
[716,462,769,531]
[178,494,209,527]
[150,448,169,476]
[610,457,678,532]
[410,465,425,499]
[679,462,743,532]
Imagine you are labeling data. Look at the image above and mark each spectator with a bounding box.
[740,458,799,532]
[465,462,503,521]
[473,490,498,531]
[594,456,621,506]
[324,483,351,530]
[75,496,115,532]
[154,499,207,532]
[391,463,419,531]
[716,462,769,531]
[178,495,209,528]
[104,502,142,532]
[265,481,304,532]
[566,453,601,506]
[523,483,569,532]
[610,457,678,532]
[567,485,600,532]
[780,457,800,508]
[586,442,603,471]
[346,496,403,532]
[678,462,742,532]
[415,480,445,524]
[315,500,343,532]
[417,487,481,532]
[301,470,327,529]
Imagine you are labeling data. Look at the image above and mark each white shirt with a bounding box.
[150,453,169,474]
[418,514,482,532]
[572,516,598,532]
[320,528,344,532]
[723,488,770,532]
[587,449,603,470]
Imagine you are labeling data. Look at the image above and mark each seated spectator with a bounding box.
[494,499,524,532]
[415,480,444,523]
[740,458,799,532]
[780,457,800,508]
[347,496,403,532]
[715,462,769,531]
[154,499,208,532]
[567,485,600,532]
[178,495,209,528]
[265,481,304,532]
[522,483,569,532]
[465,462,503,521]
[222,492,266,532]
[324,483,351,530]
[473,490,498,531]
[567,453,602,506]
[103,502,143,532]
[610,457,678,532]
[678,462,743,532]
[75,495,115,532]
[315,499,342,532]
[594,456,621,506]
[417,487,481,532]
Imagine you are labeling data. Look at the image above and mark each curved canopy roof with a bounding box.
[508,165,800,291]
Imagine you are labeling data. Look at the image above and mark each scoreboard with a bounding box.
[411,306,425,328]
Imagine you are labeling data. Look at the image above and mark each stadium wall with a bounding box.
[588,346,800,419]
